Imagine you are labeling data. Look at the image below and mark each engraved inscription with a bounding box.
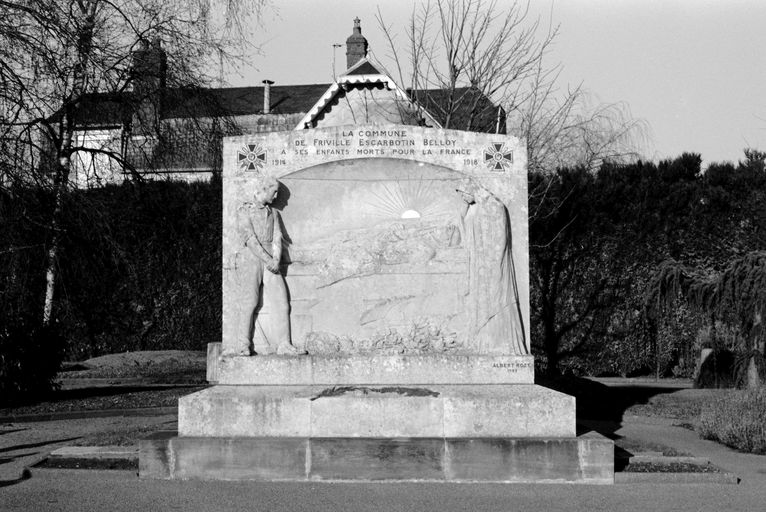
[491,361,533,372]
[239,129,510,167]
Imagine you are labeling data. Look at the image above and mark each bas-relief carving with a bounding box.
[304,320,462,355]
[457,180,527,355]
[225,175,306,356]
[225,158,527,357]
[291,218,462,289]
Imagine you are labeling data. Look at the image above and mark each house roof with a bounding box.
[66,82,504,134]
[66,83,331,127]
[67,92,132,128]
[409,87,506,134]
[161,84,330,119]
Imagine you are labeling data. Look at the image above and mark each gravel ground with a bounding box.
[622,461,721,473]
[614,437,690,457]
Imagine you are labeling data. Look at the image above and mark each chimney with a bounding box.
[345,17,368,69]
[131,37,167,94]
[130,37,167,136]
[262,80,274,114]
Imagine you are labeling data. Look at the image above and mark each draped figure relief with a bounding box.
[457,180,527,355]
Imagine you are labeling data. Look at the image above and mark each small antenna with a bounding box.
[218,48,224,87]
[332,44,342,80]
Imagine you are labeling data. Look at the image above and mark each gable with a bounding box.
[296,58,441,130]
[344,59,382,76]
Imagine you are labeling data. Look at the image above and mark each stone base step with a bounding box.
[179,384,575,438]
[140,431,613,484]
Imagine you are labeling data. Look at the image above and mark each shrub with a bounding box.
[697,388,766,454]
[0,319,64,407]
[694,349,738,388]
[44,179,220,359]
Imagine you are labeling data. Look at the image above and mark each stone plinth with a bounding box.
[140,431,613,483]
[178,384,574,438]
[215,353,534,385]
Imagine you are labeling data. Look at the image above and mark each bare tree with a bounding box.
[512,64,650,173]
[0,0,261,325]
[377,0,649,167]
[377,0,552,132]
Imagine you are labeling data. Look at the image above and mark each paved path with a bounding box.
[0,414,177,483]
[616,415,766,488]
[2,468,764,512]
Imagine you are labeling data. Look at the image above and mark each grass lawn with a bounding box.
[0,385,205,417]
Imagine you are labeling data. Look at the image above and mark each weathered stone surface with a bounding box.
[223,125,529,357]
[577,431,616,483]
[179,386,311,437]
[206,343,221,383]
[441,385,573,438]
[178,384,574,438]
[310,438,444,481]
[216,354,534,385]
[309,390,445,438]
[139,431,175,479]
[173,437,307,481]
[140,433,613,483]
[444,434,613,483]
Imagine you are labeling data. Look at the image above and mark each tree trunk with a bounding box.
[41,2,96,326]
[42,158,70,325]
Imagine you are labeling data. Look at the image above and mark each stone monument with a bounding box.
[140,124,613,483]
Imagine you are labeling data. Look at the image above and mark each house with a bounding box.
[68,19,506,187]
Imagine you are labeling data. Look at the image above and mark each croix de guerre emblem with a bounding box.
[484,143,513,171]
[238,143,266,171]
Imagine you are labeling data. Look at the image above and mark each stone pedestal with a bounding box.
[140,354,613,483]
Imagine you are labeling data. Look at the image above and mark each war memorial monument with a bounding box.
[138,24,612,481]
[139,122,613,483]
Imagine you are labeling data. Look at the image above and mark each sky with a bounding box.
[229,0,766,166]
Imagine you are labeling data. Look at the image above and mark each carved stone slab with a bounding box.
[222,125,529,357]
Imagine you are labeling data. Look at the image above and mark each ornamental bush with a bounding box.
[697,388,766,454]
